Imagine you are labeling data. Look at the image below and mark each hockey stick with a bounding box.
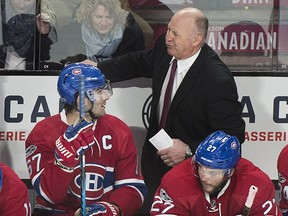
[242,185,258,216]
[79,74,86,216]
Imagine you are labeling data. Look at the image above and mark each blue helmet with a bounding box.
[57,63,107,105]
[195,130,240,169]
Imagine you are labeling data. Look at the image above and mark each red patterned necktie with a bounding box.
[159,59,177,129]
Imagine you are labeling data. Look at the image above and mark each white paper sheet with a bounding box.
[149,129,173,151]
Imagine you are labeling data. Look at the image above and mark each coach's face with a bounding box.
[165,11,203,60]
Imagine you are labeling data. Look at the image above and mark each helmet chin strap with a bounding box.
[88,109,97,120]
[76,98,97,120]
[84,90,98,120]
[87,100,97,120]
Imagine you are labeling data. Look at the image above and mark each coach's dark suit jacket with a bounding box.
[98,33,245,188]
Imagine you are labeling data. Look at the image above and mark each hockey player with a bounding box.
[277,144,288,216]
[150,130,281,215]
[0,162,31,215]
[25,63,147,216]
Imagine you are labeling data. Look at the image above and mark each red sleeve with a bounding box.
[150,160,195,216]
[25,117,75,204]
[0,163,31,215]
[238,160,281,215]
[248,180,281,215]
[150,177,196,216]
[278,145,288,212]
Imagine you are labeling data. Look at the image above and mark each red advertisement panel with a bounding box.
[148,23,288,54]
[207,23,288,54]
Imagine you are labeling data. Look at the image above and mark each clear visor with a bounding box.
[191,156,231,178]
[86,80,113,101]
[197,163,227,177]
[99,80,113,97]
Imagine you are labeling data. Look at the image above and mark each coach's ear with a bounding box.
[192,33,204,47]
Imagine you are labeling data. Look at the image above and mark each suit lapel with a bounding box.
[171,62,200,107]
[166,46,208,128]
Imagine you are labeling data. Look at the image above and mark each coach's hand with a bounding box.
[55,121,94,169]
[74,201,121,216]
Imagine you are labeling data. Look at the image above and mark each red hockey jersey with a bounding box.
[0,162,31,215]
[25,111,147,216]
[278,144,288,214]
[150,158,281,216]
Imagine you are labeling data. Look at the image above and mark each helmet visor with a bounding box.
[86,80,113,101]
[197,163,227,177]
[100,80,113,97]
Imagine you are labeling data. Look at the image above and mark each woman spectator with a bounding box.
[60,0,145,65]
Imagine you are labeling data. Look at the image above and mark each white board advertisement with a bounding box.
[0,75,287,180]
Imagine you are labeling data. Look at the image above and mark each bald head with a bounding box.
[165,7,209,59]
[173,7,209,40]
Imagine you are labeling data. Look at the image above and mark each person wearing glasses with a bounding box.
[150,130,280,215]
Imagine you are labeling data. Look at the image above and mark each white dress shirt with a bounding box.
[158,49,201,123]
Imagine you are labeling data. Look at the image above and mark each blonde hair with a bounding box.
[75,0,128,31]
[40,0,57,26]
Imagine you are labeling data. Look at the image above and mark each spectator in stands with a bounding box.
[0,162,31,215]
[150,130,281,215]
[0,0,57,70]
[60,0,145,65]
[277,144,288,216]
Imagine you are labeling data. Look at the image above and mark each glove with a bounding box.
[74,202,121,216]
[55,121,94,169]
